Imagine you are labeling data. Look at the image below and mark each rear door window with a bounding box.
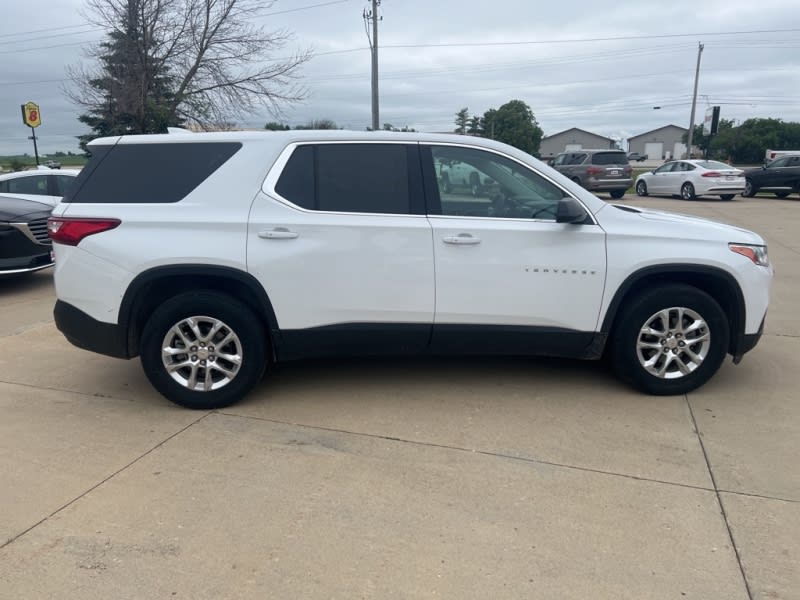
[275,143,420,215]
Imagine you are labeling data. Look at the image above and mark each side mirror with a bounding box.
[556,197,589,224]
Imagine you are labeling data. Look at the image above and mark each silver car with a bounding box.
[551,149,632,199]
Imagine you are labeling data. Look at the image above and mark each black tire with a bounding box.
[140,291,267,409]
[571,176,582,188]
[742,179,756,197]
[775,191,790,199]
[609,284,729,396]
[635,180,648,196]
[609,189,626,199]
[680,182,696,200]
[719,194,735,201]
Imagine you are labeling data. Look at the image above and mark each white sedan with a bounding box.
[635,160,745,201]
[0,168,79,207]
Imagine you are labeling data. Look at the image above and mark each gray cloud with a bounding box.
[1,0,798,155]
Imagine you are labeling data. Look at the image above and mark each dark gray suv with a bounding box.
[551,149,632,199]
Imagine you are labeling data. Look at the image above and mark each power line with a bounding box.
[0,24,91,39]
[259,0,352,17]
[378,28,800,50]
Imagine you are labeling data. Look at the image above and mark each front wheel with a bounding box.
[742,179,756,197]
[719,194,735,201]
[610,284,729,395]
[609,189,626,199]
[635,180,648,196]
[681,182,696,200]
[140,291,267,409]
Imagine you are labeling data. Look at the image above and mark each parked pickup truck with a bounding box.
[627,152,647,162]
[743,154,800,198]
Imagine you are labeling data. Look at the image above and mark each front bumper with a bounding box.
[733,316,765,364]
[0,226,54,275]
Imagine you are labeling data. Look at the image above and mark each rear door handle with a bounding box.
[443,233,481,245]
[259,227,298,239]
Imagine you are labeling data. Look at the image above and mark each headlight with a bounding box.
[729,243,769,267]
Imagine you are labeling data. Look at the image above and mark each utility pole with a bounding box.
[686,42,704,158]
[363,1,381,131]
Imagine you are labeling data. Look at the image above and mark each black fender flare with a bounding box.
[600,264,747,356]
[118,264,281,358]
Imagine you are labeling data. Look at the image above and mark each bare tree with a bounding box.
[67,0,310,137]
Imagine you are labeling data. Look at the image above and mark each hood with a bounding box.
[0,195,53,221]
[606,203,764,244]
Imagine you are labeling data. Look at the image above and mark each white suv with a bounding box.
[48,131,772,409]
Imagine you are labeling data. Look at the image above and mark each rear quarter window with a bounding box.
[63,142,241,203]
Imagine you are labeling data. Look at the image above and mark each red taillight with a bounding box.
[47,217,121,246]
[623,165,632,174]
[587,166,603,176]
[702,171,722,178]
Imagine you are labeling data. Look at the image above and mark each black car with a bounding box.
[0,195,54,276]
[742,155,800,198]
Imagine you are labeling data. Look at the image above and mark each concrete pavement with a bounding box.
[0,195,797,599]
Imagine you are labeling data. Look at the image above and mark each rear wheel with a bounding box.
[635,180,648,196]
[571,176,582,188]
[609,189,626,199]
[719,194,735,201]
[140,291,266,409]
[742,179,757,197]
[681,182,696,200]
[610,284,729,395]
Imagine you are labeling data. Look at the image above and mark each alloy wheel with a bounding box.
[635,307,711,379]
[161,315,242,391]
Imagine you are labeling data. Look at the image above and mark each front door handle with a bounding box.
[259,227,298,239]
[443,233,481,245]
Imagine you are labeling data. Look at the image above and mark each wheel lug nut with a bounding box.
[200,342,206,348]
[678,341,685,347]
[209,356,215,362]
[191,355,198,361]
[200,360,206,366]
[190,346,197,352]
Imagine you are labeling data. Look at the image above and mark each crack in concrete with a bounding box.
[686,395,754,600]
[219,410,721,494]
[0,412,211,551]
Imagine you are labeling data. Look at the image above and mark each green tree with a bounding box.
[264,121,290,130]
[480,109,497,139]
[467,116,481,135]
[295,119,339,130]
[488,100,543,154]
[454,108,470,134]
[710,118,800,164]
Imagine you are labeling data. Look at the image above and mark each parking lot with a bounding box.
[0,194,797,599]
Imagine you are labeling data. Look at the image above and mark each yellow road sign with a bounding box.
[21,102,41,128]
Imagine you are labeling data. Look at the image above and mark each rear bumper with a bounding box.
[54,300,131,359]
[587,178,633,191]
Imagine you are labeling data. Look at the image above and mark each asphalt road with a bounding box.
[0,194,797,599]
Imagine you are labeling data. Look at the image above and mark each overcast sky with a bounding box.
[2,0,799,155]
